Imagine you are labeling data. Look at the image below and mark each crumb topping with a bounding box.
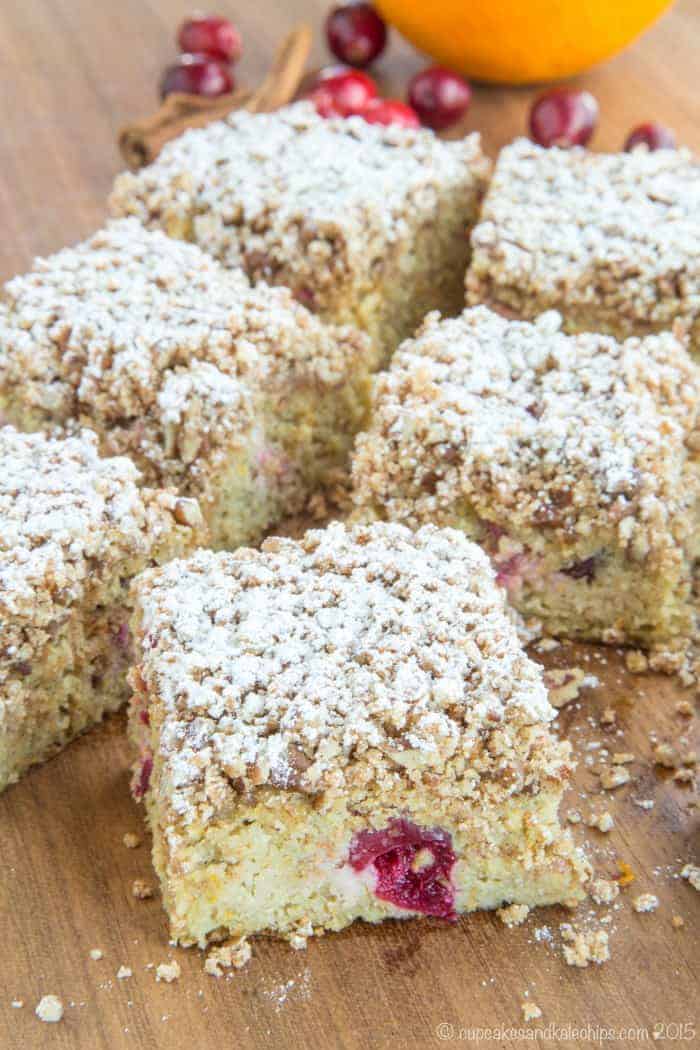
[351,306,700,556]
[132,522,562,816]
[110,103,489,291]
[0,427,186,629]
[468,138,700,330]
[0,219,369,490]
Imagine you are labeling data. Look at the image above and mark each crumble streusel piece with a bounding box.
[128,521,588,949]
[0,427,203,793]
[110,103,491,368]
[351,306,700,649]
[466,138,700,360]
[0,219,372,550]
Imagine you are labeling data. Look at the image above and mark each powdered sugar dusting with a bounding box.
[132,522,557,823]
[110,102,488,283]
[352,306,699,553]
[0,427,177,627]
[468,137,700,339]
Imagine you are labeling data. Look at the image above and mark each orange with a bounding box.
[374,0,674,84]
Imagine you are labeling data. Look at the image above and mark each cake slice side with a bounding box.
[0,427,205,792]
[351,308,700,650]
[128,523,589,948]
[0,220,373,550]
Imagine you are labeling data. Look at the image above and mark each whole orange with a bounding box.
[374,0,674,84]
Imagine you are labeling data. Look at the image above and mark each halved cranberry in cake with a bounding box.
[132,754,153,800]
[349,817,457,919]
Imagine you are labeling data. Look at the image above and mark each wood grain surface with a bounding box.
[0,2,699,1048]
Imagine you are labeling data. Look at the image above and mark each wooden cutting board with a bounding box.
[0,1,699,1047]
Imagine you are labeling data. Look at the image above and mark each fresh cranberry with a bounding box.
[177,15,242,62]
[529,89,598,148]
[407,67,472,131]
[361,98,420,129]
[624,122,676,151]
[138,709,151,728]
[304,85,344,118]
[160,54,234,100]
[305,66,378,117]
[326,3,387,68]
[561,555,598,582]
[350,818,457,919]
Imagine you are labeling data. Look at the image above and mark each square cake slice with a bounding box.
[351,307,700,650]
[128,521,588,949]
[0,426,205,792]
[0,219,372,550]
[110,103,491,368]
[466,138,700,359]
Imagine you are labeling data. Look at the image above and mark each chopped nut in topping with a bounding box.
[117,966,133,980]
[600,708,617,726]
[122,832,141,849]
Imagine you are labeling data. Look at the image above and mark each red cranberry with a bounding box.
[624,122,676,151]
[160,53,234,100]
[529,89,598,148]
[177,15,242,62]
[408,66,472,131]
[310,66,378,116]
[326,3,387,68]
[361,98,420,129]
[133,755,153,800]
[350,818,457,919]
[304,85,344,118]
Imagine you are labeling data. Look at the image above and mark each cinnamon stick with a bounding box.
[118,25,313,171]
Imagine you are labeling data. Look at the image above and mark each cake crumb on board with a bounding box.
[35,995,64,1023]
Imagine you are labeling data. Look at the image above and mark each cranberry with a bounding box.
[133,755,153,800]
[304,85,344,118]
[561,555,598,582]
[408,66,472,131]
[361,98,420,129]
[350,818,457,919]
[326,3,387,68]
[624,122,676,151]
[177,15,242,62]
[529,89,598,148]
[160,54,234,100]
[306,66,378,117]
